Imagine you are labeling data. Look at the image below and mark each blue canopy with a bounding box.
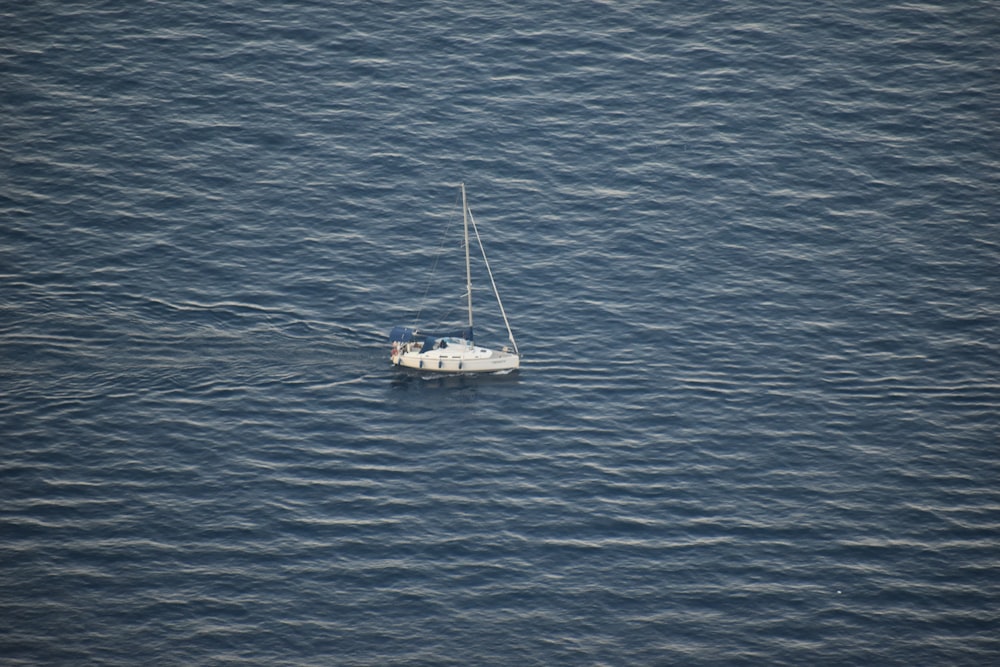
[388,326,417,342]
[388,326,473,343]
[422,326,474,341]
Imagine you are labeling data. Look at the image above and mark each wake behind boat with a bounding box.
[389,184,520,374]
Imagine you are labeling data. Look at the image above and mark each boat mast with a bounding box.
[462,182,473,329]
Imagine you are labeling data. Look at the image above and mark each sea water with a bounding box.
[2,1,998,664]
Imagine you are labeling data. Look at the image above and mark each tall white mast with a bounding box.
[462,183,473,329]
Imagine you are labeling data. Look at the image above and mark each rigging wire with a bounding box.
[468,206,519,356]
[411,191,459,329]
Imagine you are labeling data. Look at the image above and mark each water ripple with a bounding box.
[3,0,999,665]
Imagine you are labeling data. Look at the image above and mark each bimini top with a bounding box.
[389,326,417,343]
[389,326,473,343]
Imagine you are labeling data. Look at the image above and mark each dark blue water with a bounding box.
[3,1,999,664]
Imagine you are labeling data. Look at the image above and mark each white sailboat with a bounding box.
[389,183,521,374]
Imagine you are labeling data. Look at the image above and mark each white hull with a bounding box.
[391,341,519,374]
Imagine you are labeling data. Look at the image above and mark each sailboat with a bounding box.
[389,183,521,373]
